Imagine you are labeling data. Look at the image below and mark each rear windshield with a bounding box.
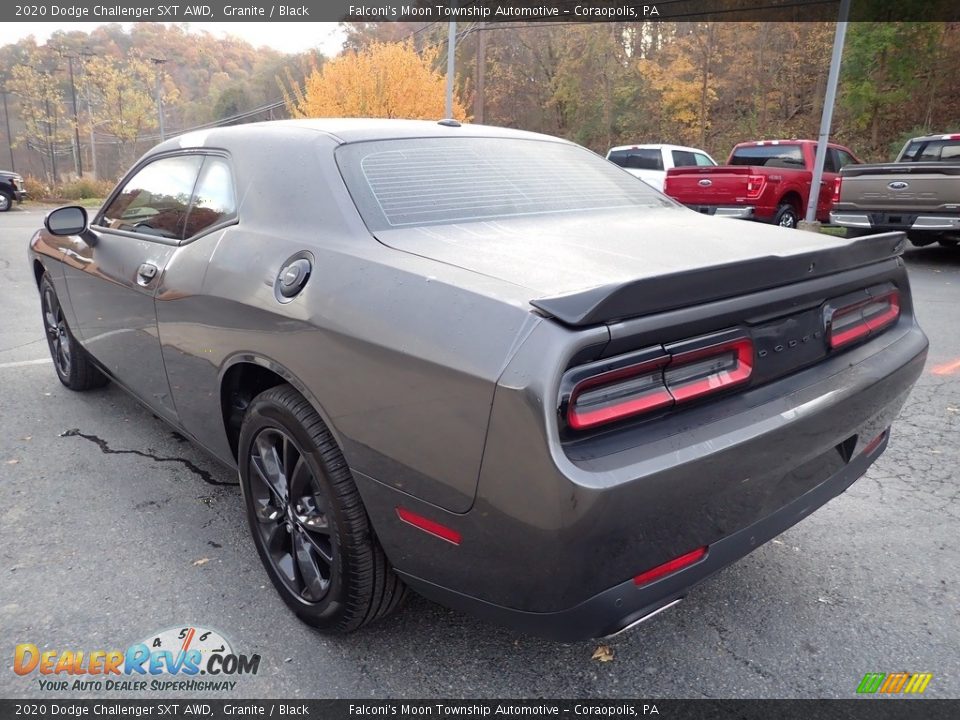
[900,138,960,162]
[729,144,806,169]
[338,138,672,230]
[607,147,663,171]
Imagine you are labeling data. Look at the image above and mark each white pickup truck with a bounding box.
[606,143,717,192]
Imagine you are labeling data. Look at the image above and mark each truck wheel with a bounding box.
[938,238,958,248]
[238,384,407,632]
[774,203,799,229]
[0,190,12,212]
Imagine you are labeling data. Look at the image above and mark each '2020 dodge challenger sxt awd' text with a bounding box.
[29,120,927,640]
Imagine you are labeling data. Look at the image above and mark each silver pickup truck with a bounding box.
[831,133,960,247]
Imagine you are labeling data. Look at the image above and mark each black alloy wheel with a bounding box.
[248,426,336,604]
[238,384,406,632]
[39,274,107,391]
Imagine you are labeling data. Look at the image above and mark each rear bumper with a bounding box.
[831,211,960,232]
[398,433,887,641]
[685,204,756,220]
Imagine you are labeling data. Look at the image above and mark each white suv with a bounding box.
[606,143,716,192]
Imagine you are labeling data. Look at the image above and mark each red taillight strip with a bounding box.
[666,337,754,404]
[564,336,754,431]
[860,430,887,457]
[634,546,708,587]
[567,356,672,431]
[396,507,462,546]
[828,291,900,350]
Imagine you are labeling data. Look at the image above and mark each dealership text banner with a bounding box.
[5,0,960,23]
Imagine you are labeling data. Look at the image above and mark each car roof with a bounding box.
[166,118,567,150]
[607,143,711,154]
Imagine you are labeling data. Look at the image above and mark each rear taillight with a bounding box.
[664,337,754,403]
[567,356,672,430]
[746,174,766,199]
[564,334,754,431]
[833,176,842,203]
[825,290,900,350]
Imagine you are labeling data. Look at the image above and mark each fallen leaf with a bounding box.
[21,436,32,441]
[6,459,19,465]
[192,558,210,567]
[592,645,614,663]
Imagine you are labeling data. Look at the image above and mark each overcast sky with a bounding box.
[1,22,346,56]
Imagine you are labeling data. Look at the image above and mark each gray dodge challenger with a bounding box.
[29,119,927,640]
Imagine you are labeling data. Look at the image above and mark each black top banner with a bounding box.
[0,700,958,720]
[4,0,960,23]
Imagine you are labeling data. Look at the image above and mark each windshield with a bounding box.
[337,137,673,231]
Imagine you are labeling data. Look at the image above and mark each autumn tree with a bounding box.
[81,53,177,166]
[7,54,74,184]
[284,40,468,121]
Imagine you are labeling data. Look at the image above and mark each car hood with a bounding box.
[373,207,904,325]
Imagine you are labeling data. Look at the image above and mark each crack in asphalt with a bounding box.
[59,428,238,487]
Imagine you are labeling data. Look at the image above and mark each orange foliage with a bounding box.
[286,41,468,121]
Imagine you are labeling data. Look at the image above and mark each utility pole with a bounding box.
[151,57,167,141]
[2,92,14,172]
[62,53,83,177]
[80,48,97,179]
[473,22,486,124]
[445,20,456,119]
[802,0,850,230]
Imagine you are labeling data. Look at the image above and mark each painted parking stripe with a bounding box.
[0,358,51,369]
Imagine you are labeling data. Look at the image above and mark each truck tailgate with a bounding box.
[664,166,755,204]
[839,163,960,212]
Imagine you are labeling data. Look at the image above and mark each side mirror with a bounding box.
[45,206,89,236]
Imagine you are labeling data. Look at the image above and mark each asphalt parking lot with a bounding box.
[1,206,957,699]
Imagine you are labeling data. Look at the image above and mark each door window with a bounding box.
[98,155,203,239]
[183,157,237,238]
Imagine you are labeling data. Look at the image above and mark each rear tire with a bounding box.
[238,384,406,632]
[0,190,12,212]
[907,231,937,247]
[773,203,799,229]
[938,238,959,248]
[39,274,108,391]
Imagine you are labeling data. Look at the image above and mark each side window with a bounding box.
[694,153,715,166]
[98,155,203,239]
[823,149,839,174]
[671,150,698,167]
[834,149,858,170]
[184,157,236,238]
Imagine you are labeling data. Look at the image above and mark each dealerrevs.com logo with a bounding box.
[14,626,261,693]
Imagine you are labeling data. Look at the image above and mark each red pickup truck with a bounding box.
[663,140,861,228]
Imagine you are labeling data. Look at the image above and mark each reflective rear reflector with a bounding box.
[396,507,462,545]
[634,546,708,587]
[861,430,887,457]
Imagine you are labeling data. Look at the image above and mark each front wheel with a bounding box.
[238,384,406,632]
[773,203,799,229]
[0,190,12,212]
[40,274,107,390]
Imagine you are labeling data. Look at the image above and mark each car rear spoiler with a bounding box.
[529,232,906,327]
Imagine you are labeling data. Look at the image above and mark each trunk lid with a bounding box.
[374,207,905,326]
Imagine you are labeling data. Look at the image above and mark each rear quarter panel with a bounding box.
[155,129,540,513]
